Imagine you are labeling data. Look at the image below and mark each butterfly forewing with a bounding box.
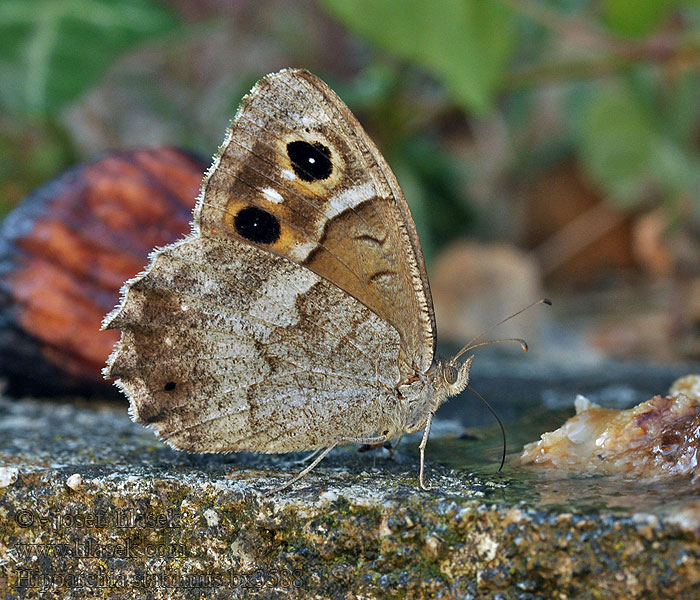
[198,69,435,379]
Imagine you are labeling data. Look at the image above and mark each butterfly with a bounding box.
[102,68,527,491]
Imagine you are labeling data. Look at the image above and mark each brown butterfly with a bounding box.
[103,68,540,491]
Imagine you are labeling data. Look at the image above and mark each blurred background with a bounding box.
[3,0,700,400]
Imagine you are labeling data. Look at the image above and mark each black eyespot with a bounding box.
[234,206,281,245]
[287,140,332,181]
[445,366,458,385]
[164,381,177,391]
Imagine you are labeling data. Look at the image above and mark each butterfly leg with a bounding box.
[418,411,435,490]
[378,439,399,464]
[293,447,324,466]
[267,442,339,495]
[357,442,381,469]
[267,435,391,495]
[388,434,404,456]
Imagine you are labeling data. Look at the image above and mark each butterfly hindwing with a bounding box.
[104,235,402,452]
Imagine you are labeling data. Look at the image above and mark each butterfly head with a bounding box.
[400,355,473,434]
[440,354,473,399]
[429,299,552,410]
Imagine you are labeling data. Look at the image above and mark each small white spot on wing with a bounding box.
[262,188,284,203]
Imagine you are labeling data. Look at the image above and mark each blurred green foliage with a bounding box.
[321,0,514,113]
[0,0,180,213]
[323,0,700,227]
[1,0,700,255]
[577,82,700,209]
[602,0,695,35]
[0,0,179,117]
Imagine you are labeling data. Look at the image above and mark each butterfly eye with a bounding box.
[233,206,281,245]
[163,381,177,392]
[444,365,458,385]
[286,140,332,181]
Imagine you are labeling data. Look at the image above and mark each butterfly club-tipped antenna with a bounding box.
[452,297,552,363]
[450,298,551,473]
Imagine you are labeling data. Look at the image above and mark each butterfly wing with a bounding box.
[198,69,436,380]
[104,235,402,452]
[104,68,436,453]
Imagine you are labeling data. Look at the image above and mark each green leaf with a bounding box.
[577,87,657,206]
[602,0,677,35]
[0,0,179,117]
[576,84,700,207]
[662,70,700,147]
[320,0,514,113]
[653,137,700,194]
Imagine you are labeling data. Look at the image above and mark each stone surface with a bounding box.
[1,388,700,599]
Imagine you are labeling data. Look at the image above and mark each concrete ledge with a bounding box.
[1,396,699,599]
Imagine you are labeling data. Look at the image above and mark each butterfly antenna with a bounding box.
[467,385,506,472]
[453,298,551,362]
[464,338,529,353]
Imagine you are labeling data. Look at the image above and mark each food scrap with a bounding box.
[519,375,700,480]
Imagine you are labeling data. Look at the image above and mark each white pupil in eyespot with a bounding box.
[308,157,315,163]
